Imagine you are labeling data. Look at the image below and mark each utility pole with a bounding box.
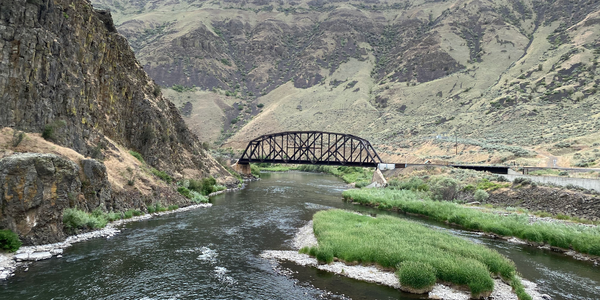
[455,135,458,156]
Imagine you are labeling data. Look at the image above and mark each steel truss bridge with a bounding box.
[237,131,383,167]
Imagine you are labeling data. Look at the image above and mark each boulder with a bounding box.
[0,153,81,245]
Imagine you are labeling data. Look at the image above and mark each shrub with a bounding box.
[473,189,489,202]
[513,177,532,186]
[151,168,172,184]
[397,261,436,290]
[430,177,459,201]
[167,205,179,211]
[178,186,192,198]
[12,131,25,147]
[389,177,429,192]
[129,151,145,163]
[63,208,107,232]
[123,210,134,219]
[41,120,66,141]
[152,84,161,97]
[0,229,22,252]
[190,191,209,204]
[558,171,569,176]
[147,205,156,214]
[106,212,121,221]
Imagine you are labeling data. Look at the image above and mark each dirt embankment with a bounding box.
[488,185,600,222]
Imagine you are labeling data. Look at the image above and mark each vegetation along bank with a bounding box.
[300,210,532,300]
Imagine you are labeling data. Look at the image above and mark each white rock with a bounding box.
[50,249,63,255]
[29,252,52,261]
[14,253,29,261]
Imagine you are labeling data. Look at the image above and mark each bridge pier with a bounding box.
[371,168,387,187]
[232,162,252,176]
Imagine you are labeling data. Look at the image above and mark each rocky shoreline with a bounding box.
[0,203,212,280]
[260,222,547,300]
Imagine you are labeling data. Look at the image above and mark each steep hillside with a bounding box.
[91,0,600,166]
[0,0,237,244]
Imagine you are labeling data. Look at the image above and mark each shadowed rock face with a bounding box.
[0,0,229,177]
[0,154,80,245]
[0,0,238,243]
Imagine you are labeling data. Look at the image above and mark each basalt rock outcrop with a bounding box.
[0,0,230,178]
[0,0,238,244]
[0,154,80,245]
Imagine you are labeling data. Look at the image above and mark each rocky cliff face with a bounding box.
[0,0,238,245]
[0,154,79,245]
[0,0,227,177]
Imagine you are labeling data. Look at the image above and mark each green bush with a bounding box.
[147,205,156,214]
[0,229,22,252]
[63,208,107,232]
[397,261,436,290]
[190,191,209,204]
[178,186,192,198]
[251,164,261,177]
[151,168,172,184]
[188,179,203,193]
[167,205,179,211]
[430,177,459,201]
[388,177,429,192]
[473,189,489,202]
[123,210,134,219]
[129,151,145,163]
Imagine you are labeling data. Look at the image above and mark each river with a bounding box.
[0,172,598,300]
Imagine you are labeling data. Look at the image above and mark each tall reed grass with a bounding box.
[304,210,530,299]
[343,189,600,256]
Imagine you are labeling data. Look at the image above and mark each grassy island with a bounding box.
[302,210,531,299]
[342,188,600,256]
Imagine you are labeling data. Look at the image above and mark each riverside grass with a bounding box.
[304,210,530,299]
[343,188,600,257]
[256,164,373,185]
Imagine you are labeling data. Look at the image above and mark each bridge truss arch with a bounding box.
[237,131,382,167]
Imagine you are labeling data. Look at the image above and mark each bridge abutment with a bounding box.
[233,162,252,176]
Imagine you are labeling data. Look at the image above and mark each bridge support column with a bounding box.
[371,169,387,187]
[232,162,252,176]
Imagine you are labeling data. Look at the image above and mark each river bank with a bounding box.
[0,203,212,280]
[261,221,546,300]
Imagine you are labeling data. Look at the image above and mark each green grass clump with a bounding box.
[256,164,297,172]
[0,229,22,252]
[388,177,430,192]
[63,208,108,232]
[307,210,522,297]
[167,205,179,211]
[397,261,436,291]
[250,164,261,177]
[178,186,192,198]
[295,165,373,184]
[190,190,209,203]
[477,179,511,191]
[151,168,172,184]
[129,151,145,163]
[343,189,600,256]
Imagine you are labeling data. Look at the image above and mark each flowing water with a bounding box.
[0,172,598,300]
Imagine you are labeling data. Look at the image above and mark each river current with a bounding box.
[0,172,598,300]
